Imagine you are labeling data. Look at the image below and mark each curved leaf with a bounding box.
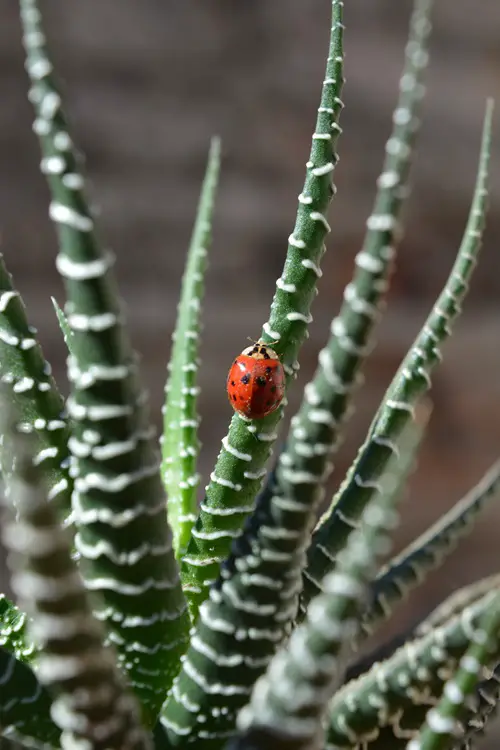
[362,457,500,638]
[408,587,500,750]
[1,392,153,750]
[326,579,500,750]
[19,0,190,720]
[303,98,493,610]
[0,255,71,524]
[180,0,346,620]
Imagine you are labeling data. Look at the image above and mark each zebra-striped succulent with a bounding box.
[0,0,498,749]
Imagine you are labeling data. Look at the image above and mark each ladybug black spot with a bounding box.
[241,373,250,385]
[231,380,236,387]
[265,366,272,374]
[270,385,277,393]
[232,395,237,401]
[266,400,273,406]
[256,376,267,387]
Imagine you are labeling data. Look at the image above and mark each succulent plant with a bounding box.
[0,0,498,749]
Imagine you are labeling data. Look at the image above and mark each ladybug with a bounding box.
[227,341,286,419]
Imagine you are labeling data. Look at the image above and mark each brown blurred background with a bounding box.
[2,0,500,743]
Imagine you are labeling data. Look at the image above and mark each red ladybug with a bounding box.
[227,342,286,419]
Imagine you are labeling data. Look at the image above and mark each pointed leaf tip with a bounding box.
[161,136,221,560]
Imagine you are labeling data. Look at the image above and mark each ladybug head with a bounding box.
[242,342,279,361]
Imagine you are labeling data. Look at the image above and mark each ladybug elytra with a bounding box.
[227,342,285,419]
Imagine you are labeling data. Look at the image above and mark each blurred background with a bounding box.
[1,0,500,743]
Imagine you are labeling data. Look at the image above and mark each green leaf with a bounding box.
[0,647,59,747]
[362,457,500,639]
[408,590,500,750]
[51,296,74,356]
[161,137,221,559]
[0,391,153,750]
[326,577,500,750]
[0,254,72,524]
[231,417,419,750]
[303,97,494,611]
[181,0,345,622]
[259,0,433,533]
[19,0,190,721]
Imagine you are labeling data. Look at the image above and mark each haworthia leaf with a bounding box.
[51,296,74,356]
[362,457,500,639]
[0,254,72,523]
[0,647,59,747]
[408,588,500,750]
[231,417,419,750]
[19,0,190,721]
[303,98,493,610]
[0,394,153,750]
[331,399,430,683]
[181,0,345,622]
[257,0,433,529]
[325,578,500,750]
[162,137,221,559]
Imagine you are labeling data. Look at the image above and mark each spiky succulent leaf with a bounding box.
[408,589,500,750]
[326,578,500,750]
[303,98,493,610]
[180,0,345,622]
[162,137,221,559]
[51,296,74,356]
[362,458,500,639]
[0,398,153,750]
[0,647,59,747]
[230,419,419,750]
[257,0,432,524]
[0,254,71,523]
[19,0,190,721]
